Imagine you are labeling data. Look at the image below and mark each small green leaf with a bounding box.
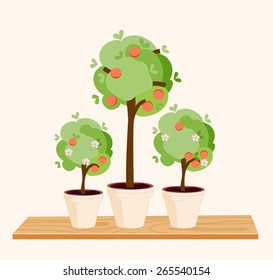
[113,30,124,40]
[194,152,199,158]
[156,103,163,111]
[55,161,61,168]
[205,114,211,123]
[54,134,60,141]
[92,94,100,105]
[169,104,178,112]
[174,72,182,83]
[150,64,158,75]
[162,45,169,53]
[71,112,79,119]
[115,51,123,60]
[139,38,150,48]
[152,156,159,163]
[98,73,105,83]
[90,58,98,68]
[152,127,158,135]
[102,122,108,131]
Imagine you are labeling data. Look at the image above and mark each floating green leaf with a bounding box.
[150,64,158,75]
[139,38,150,48]
[54,134,60,141]
[174,72,182,83]
[152,156,159,163]
[98,73,105,83]
[205,114,211,123]
[55,161,61,168]
[92,94,100,104]
[162,45,169,53]
[115,51,123,60]
[152,127,158,135]
[71,112,79,119]
[102,122,108,131]
[169,104,178,112]
[113,30,124,40]
[90,58,98,68]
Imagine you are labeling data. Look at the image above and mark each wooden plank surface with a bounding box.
[13,216,258,239]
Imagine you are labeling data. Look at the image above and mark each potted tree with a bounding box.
[91,31,180,228]
[153,107,215,228]
[55,114,113,228]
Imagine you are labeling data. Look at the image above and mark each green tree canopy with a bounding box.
[154,108,215,173]
[93,33,175,116]
[56,118,113,177]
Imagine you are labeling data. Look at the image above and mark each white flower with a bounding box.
[82,158,90,165]
[91,140,100,148]
[192,134,200,142]
[201,159,209,167]
[161,133,169,142]
[65,148,73,156]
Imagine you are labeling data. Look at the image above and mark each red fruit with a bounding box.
[69,138,77,146]
[200,150,209,159]
[191,160,200,168]
[142,101,153,112]
[129,46,141,58]
[184,152,193,161]
[90,165,99,173]
[153,89,164,100]
[99,156,107,164]
[110,68,122,79]
[106,95,117,106]
[175,122,184,131]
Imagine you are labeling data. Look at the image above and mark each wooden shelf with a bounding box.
[13,216,258,240]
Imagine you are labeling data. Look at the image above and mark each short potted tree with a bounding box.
[55,114,113,228]
[91,31,181,228]
[153,107,215,228]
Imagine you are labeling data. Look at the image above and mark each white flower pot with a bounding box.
[64,189,103,229]
[162,186,205,228]
[107,182,154,228]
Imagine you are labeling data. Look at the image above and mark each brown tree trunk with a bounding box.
[125,98,146,188]
[180,158,195,192]
[180,158,187,192]
[126,99,136,188]
[81,165,88,195]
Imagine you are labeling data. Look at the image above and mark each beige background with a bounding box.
[0,0,272,259]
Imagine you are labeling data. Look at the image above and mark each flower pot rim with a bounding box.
[108,182,153,190]
[64,189,103,196]
[163,186,205,193]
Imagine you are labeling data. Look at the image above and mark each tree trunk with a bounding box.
[180,158,187,192]
[180,158,195,192]
[126,99,136,188]
[81,165,88,195]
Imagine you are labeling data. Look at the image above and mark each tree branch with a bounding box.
[153,81,166,87]
[135,99,146,114]
[153,49,161,54]
[103,67,111,74]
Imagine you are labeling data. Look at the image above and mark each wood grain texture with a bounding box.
[13,216,258,239]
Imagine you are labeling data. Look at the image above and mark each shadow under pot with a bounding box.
[64,189,103,229]
[162,186,205,229]
[107,182,154,229]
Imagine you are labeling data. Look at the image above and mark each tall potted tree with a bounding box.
[91,30,180,228]
[56,114,113,228]
[153,107,215,228]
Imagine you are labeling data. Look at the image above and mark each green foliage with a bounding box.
[154,109,215,172]
[56,117,113,176]
[93,32,176,116]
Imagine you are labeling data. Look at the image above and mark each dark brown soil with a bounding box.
[163,186,204,193]
[108,182,153,190]
[64,189,103,196]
